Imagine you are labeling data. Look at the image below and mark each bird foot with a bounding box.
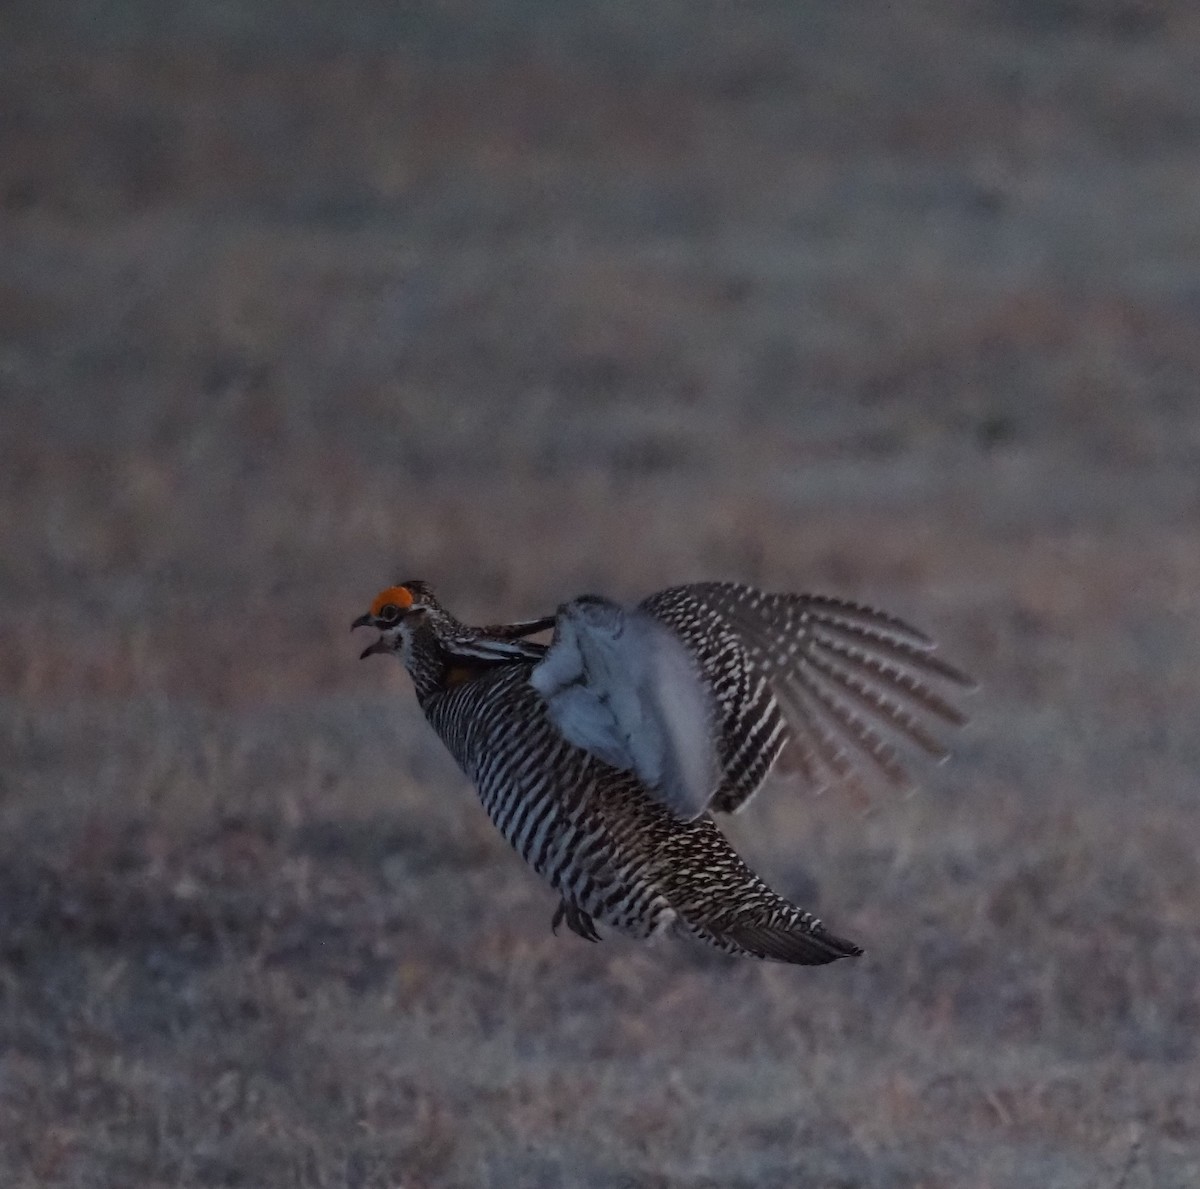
[551,900,601,942]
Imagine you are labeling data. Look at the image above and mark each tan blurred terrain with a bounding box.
[3,1,1200,1185]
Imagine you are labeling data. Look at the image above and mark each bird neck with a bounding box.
[404,621,457,702]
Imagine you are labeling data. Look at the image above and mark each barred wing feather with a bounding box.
[644,582,974,814]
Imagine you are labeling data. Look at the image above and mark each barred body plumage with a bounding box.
[353,579,972,965]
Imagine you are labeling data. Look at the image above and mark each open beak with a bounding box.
[351,612,388,659]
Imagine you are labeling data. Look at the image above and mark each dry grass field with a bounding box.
[3,1,1200,1185]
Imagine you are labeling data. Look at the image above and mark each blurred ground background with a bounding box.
[3,1,1200,1185]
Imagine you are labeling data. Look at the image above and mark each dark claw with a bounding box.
[551,899,600,943]
[577,911,601,943]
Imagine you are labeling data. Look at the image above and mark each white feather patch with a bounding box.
[531,597,719,820]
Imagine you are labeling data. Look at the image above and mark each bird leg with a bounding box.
[551,900,601,942]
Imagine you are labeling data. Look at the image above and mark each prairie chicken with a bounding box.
[353,580,972,965]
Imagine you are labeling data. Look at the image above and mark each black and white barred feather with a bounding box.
[643,583,973,812]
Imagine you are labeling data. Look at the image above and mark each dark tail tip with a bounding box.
[726,921,864,966]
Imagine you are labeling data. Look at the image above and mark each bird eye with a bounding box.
[377,603,401,623]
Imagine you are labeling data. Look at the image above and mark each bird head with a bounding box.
[351,580,440,660]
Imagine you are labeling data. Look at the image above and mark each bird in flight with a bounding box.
[353,580,972,965]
